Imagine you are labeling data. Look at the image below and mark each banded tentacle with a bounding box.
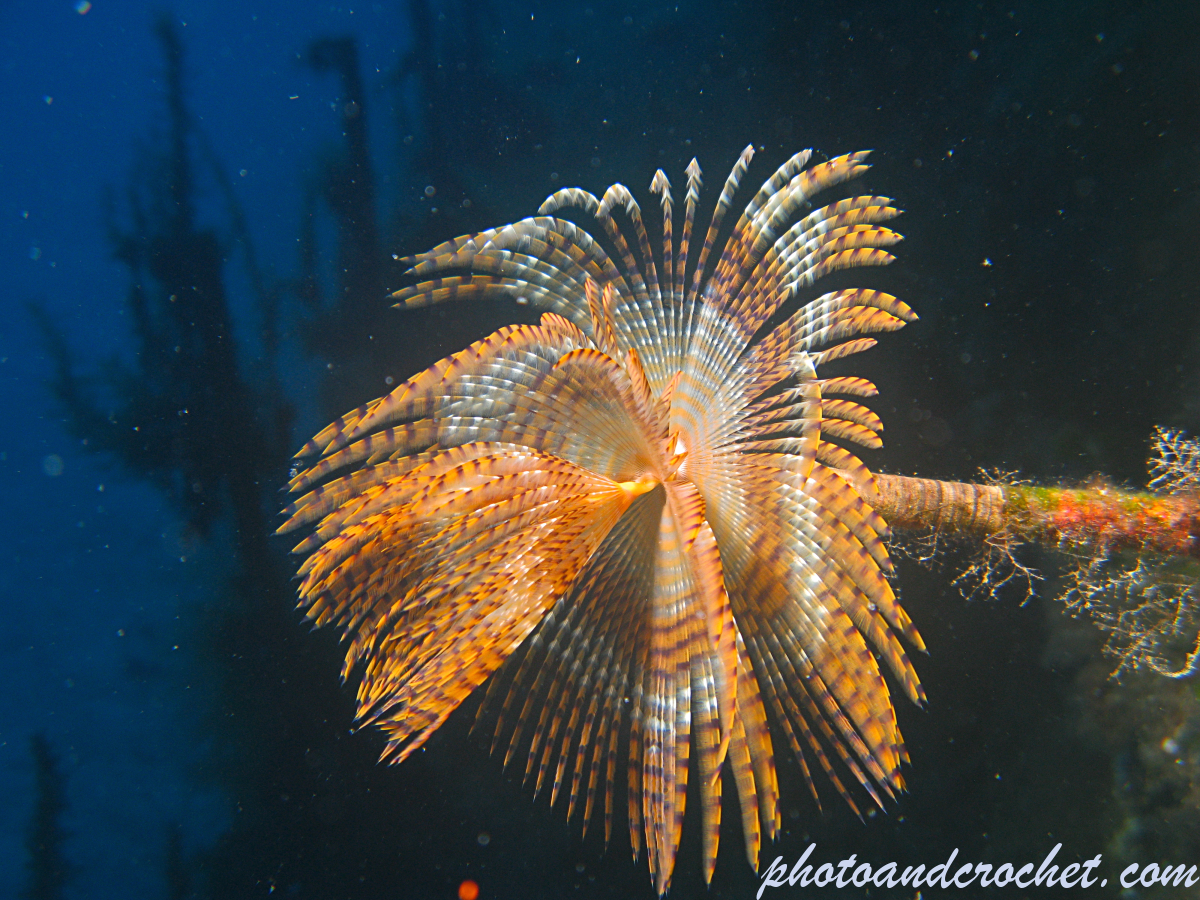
[283,145,922,896]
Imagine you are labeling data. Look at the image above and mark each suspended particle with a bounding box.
[458,880,479,900]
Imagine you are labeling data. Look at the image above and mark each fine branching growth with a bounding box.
[952,529,1044,605]
[1062,430,1200,678]
[1065,552,1200,678]
[1149,427,1200,495]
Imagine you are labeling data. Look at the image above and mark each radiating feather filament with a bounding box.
[282,145,921,895]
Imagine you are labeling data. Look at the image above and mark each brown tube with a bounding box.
[874,473,1004,538]
[874,472,1200,559]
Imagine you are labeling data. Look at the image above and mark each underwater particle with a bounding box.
[75,0,91,12]
[458,879,479,900]
[1162,737,1180,755]
[590,156,601,168]
[968,49,980,60]
[424,185,436,198]
[43,95,53,105]
[575,862,585,873]
[476,831,489,846]
[921,417,953,446]
[982,257,992,266]
[42,454,64,477]
[29,246,41,260]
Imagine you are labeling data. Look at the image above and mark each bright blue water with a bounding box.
[1,4,408,897]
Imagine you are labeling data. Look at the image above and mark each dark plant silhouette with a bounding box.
[165,822,191,900]
[38,18,291,574]
[33,19,514,900]
[298,6,554,414]
[301,38,384,337]
[23,734,70,900]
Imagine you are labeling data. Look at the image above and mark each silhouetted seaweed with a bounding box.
[37,18,292,571]
[296,27,515,413]
[23,734,70,900]
[165,822,191,900]
[307,37,383,316]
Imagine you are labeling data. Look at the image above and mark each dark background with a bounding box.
[2,1,1198,897]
